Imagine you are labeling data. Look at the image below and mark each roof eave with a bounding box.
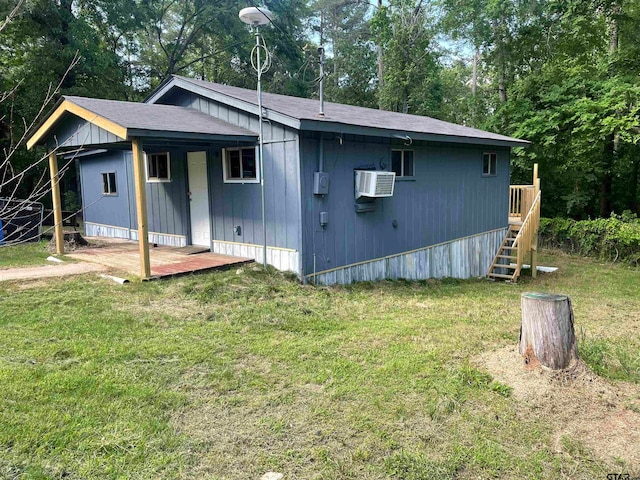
[298,119,530,148]
[146,76,302,131]
[26,98,128,150]
[127,129,258,143]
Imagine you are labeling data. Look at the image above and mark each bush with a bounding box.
[539,212,640,265]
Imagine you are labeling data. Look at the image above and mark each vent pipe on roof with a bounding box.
[318,46,325,117]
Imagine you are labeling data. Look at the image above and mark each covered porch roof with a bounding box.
[28,95,258,281]
[27,95,258,150]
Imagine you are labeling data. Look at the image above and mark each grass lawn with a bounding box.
[0,241,53,268]
[0,250,638,479]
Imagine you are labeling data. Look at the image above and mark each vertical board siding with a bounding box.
[300,134,510,277]
[161,89,302,257]
[48,116,123,149]
[309,228,506,285]
[124,148,189,238]
[80,152,131,229]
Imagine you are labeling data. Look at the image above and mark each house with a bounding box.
[27,75,534,284]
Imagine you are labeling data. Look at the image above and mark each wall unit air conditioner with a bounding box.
[355,170,396,199]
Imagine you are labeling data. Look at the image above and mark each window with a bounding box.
[146,152,171,181]
[391,150,414,178]
[223,147,259,183]
[102,172,117,195]
[482,152,497,176]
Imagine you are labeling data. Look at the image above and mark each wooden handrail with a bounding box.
[511,190,541,276]
[509,185,535,219]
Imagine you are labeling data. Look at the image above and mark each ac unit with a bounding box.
[355,170,396,199]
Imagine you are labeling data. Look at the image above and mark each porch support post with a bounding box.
[531,163,540,278]
[48,151,64,255]
[131,137,151,279]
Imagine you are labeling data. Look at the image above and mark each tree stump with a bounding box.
[519,292,578,370]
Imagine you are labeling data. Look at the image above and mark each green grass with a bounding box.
[0,240,53,268]
[0,250,638,479]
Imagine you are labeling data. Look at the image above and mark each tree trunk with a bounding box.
[630,155,639,215]
[472,49,478,96]
[520,292,578,370]
[600,139,615,217]
[377,0,383,87]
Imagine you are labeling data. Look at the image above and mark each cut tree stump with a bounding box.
[519,292,578,370]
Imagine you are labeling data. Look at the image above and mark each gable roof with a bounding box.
[27,96,257,149]
[146,75,529,148]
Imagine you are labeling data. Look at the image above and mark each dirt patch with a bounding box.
[476,345,640,471]
[0,262,107,282]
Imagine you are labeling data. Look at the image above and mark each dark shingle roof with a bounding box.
[64,96,256,138]
[173,76,528,146]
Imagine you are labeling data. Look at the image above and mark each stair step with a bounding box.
[488,273,515,279]
[496,255,517,259]
[501,246,517,250]
[493,264,517,269]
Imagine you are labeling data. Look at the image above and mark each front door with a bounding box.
[187,151,211,247]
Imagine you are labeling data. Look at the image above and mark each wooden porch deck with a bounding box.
[67,239,253,279]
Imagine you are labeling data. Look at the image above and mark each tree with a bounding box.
[307,0,377,107]
[372,0,442,115]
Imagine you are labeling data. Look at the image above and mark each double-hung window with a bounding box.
[391,150,414,178]
[223,147,259,183]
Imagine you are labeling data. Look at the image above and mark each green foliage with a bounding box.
[372,1,443,115]
[539,213,640,264]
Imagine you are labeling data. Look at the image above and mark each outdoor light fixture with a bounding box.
[239,5,272,270]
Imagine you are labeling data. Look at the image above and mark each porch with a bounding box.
[27,95,258,280]
[66,238,252,279]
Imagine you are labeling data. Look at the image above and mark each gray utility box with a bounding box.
[313,172,330,195]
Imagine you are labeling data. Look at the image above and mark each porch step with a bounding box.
[488,273,515,279]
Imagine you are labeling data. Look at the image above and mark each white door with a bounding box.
[187,151,211,247]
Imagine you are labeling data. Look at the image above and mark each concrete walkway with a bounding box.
[0,262,107,282]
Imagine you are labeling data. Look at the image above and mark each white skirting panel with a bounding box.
[85,222,187,248]
[85,222,130,240]
[130,230,187,248]
[308,228,507,286]
[212,241,300,275]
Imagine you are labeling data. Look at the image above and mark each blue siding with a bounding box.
[124,148,190,238]
[300,134,510,276]
[80,151,131,229]
[160,89,302,251]
[48,115,123,149]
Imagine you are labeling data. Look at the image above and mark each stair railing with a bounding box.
[510,190,541,277]
[509,185,536,221]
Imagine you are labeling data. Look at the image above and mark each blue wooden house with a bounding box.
[28,75,533,284]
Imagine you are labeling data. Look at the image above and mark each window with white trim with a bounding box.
[102,172,117,195]
[146,152,171,182]
[482,152,497,176]
[223,147,259,183]
[391,150,414,178]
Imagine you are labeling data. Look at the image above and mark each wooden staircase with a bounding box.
[487,164,541,283]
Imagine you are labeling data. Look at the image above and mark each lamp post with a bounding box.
[239,6,272,271]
